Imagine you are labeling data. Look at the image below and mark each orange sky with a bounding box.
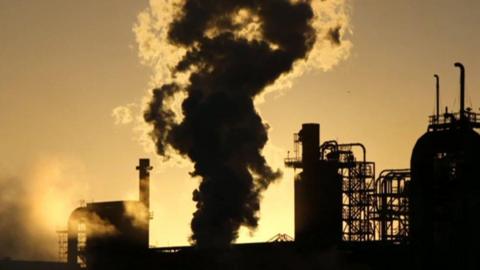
[1,0,480,260]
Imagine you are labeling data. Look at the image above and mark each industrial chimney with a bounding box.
[137,159,153,209]
[289,123,342,248]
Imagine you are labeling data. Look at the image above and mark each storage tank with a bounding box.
[410,63,480,270]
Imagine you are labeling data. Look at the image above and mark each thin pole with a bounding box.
[454,62,465,119]
[434,74,440,121]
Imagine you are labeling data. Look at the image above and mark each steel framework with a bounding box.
[57,230,68,262]
[285,133,411,244]
[57,226,86,267]
[319,141,376,241]
[369,169,410,244]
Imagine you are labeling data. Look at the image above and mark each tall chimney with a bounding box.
[454,62,465,119]
[434,74,440,121]
[136,159,153,209]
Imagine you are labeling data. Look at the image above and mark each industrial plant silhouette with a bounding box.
[1,62,479,270]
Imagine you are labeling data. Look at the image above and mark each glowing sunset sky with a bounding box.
[1,0,480,260]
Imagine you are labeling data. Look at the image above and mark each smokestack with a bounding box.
[136,159,152,209]
[434,74,440,121]
[454,62,465,119]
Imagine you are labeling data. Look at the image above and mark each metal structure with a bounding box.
[286,124,343,247]
[410,63,480,270]
[63,159,152,270]
[57,230,68,262]
[268,233,294,243]
[318,141,376,242]
[370,169,410,243]
[58,225,86,265]
[285,125,410,244]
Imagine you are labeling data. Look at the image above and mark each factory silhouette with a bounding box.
[1,62,479,270]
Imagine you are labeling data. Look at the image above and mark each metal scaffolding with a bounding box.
[57,226,86,267]
[369,169,410,244]
[319,141,376,242]
[77,224,87,268]
[285,131,411,244]
[284,133,302,169]
[57,230,68,262]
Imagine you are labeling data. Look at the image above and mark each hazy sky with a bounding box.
[1,0,480,259]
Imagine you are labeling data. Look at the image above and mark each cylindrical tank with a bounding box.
[410,126,480,270]
[294,123,342,248]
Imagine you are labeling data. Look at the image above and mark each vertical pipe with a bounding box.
[136,158,152,248]
[434,74,440,121]
[454,62,465,119]
[137,159,153,209]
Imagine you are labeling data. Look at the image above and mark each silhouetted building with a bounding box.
[410,63,480,270]
[8,63,480,270]
[66,159,152,269]
[285,123,410,247]
[287,123,343,248]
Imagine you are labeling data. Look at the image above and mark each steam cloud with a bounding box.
[124,201,149,230]
[0,159,88,260]
[0,175,48,259]
[142,0,349,248]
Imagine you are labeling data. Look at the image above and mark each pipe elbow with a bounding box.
[454,62,464,70]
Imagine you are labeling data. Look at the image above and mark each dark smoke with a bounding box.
[145,0,319,248]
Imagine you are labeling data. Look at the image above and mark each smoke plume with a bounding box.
[141,0,349,248]
[0,175,47,259]
[0,158,88,260]
[123,201,149,230]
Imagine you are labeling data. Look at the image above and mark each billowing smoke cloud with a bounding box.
[141,0,349,248]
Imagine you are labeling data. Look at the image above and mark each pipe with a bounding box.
[320,140,338,159]
[454,62,465,119]
[434,74,440,121]
[338,143,366,163]
[137,159,153,209]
